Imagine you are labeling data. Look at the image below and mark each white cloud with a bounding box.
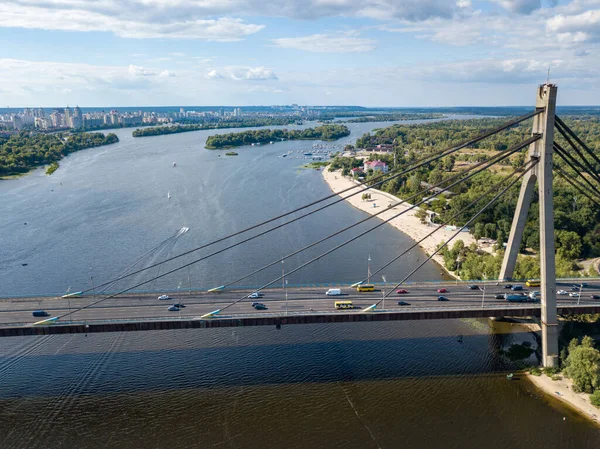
[547,9,600,42]
[273,33,376,53]
[493,0,542,14]
[128,65,157,76]
[0,0,467,41]
[0,3,264,40]
[205,66,278,81]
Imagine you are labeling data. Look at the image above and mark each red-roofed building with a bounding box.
[364,160,388,173]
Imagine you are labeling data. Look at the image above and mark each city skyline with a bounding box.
[0,1,599,106]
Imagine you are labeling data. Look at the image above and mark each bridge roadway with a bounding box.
[1,280,600,336]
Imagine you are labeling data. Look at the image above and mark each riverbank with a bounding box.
[526,373,600,426]
[322,169,482,275]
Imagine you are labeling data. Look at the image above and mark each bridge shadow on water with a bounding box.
[0,322,535,400]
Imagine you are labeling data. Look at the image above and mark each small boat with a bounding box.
[281,154,287,157]
[225,152,238,156]
[506,373,514,380]
[303,152,313,156]
[167,192,171,199]
[172,162,176,167]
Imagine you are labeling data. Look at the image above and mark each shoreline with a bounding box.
[321,168,483,277]
[526,373,600,426]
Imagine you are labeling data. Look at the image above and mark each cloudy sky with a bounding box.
[0,0,599,107]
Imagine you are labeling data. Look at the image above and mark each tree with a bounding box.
[564,342,600,393]
[591,390,600,407]
[473,222,484,241]
[415,206,428,224]
[556,230,583,260]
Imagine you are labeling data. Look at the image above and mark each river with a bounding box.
[0,119,599,448]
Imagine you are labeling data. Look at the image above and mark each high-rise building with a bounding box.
[72,106,83,128]
[64,106,73,128]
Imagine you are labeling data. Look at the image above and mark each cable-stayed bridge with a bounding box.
[3,84,600,367]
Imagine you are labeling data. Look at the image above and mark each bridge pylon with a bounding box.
[498,84,558,367]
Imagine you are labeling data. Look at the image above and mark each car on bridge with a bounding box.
[495,294,505,299]
[32,310,49,317]
[397,301,411,306]
[591,295,600,300]
[437,296,449,301]
[437,288,447,293]
[253,303,267,310]
[396,289,409,294]
[511,285,523,291]
[167,305,180,311]
[467,285,479,290]
[574,283,588,288]
[503,284,513,289]
[557,290,568,295]
[158,295,172,300]
[247,292,262,299]
[569,292,580,298]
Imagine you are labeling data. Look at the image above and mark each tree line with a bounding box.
[204,124,350,149]
[0,131,119,176]
[132,117,303,137]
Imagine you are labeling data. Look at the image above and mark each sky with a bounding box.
[0,0,599,107]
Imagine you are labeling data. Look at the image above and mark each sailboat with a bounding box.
[167,192,171,200]
[172,162,176,167]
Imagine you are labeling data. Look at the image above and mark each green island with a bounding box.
[0,131,119,177]
[132,117,302,138]
[333,116,600,279]
[45,162,59,175]
[347,112,445,123]
[205,124,350,149]
[302,161,329,169]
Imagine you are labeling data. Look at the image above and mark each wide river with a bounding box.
[0,119,599,448]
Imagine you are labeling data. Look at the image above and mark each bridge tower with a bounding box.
[499,84,558,367]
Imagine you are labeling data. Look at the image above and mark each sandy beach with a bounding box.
[322,169,482,274]
[526,373,600,425]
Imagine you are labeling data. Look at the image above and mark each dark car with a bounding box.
[438,296,449,301]
[591,295,600,300]
[511,285,523,291]
[574,283,588,288]
[167,305,180,312]
[495,294,505,299]
[504,284,513,289]
[468,285,479,290]
[253,304,267,310]
[397,301,411,306]
[32,310,49,317]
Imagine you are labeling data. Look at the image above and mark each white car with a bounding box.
[569,292,580,297]
[158,295,172,300]
[557,290,568,295]
[247,292,261,299]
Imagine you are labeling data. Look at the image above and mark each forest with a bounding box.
[0,131,119,176]
[204,124,350,149]
[132,117,302,137]
[339,115,600,278]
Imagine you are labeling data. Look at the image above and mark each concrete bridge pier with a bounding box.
[499,84,559,368]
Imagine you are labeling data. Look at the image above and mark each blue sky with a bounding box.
[0,0,599,107]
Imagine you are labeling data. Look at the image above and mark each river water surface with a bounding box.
[0,120,599,448]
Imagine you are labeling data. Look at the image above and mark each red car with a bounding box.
[396,289,409,294]
[437,288,447,293]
